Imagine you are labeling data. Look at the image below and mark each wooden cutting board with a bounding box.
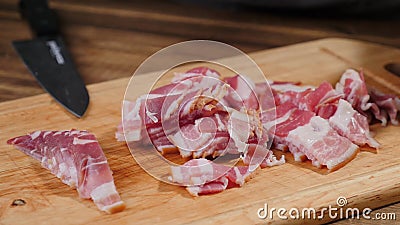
[0,38,399,225]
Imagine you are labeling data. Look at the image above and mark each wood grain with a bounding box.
[0,38,399,225]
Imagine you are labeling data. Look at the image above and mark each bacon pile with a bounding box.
[8,130,125,213]
[117,67,282,164]
[259,69,385,171]
[118,67,398,196]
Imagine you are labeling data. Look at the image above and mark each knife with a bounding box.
[12,0,89,118]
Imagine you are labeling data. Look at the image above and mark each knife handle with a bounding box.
[19,0,59,37]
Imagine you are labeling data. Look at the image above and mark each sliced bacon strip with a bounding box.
[7,130,125,214]
[329,99,379,148]
[369,89,400,125]
[224,75,259,110]
[269,81,341,116]
[254,82,276,111]
[286,116,359,171]
[335,69,370,110]
[335,69,387,125]
[299,82,342,114]
[172,66,221,83]
[169,158,253,196]
[269,81,314,93]
[243,144,285,168]
[273,88,313,107]
[273,109,315,161]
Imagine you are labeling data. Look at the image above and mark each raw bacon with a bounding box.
[369,89,400,125]
[335,69,394,125]
[119,66,396,196]
[169,158,253,196]
[243,144,285,168]
[329,99,379,148]
[335,69,371,111]
[118,67,276,166]
[286,116,359,171]
[257,69,384,169]
[271,81,341,116]
[7,130,125,214]
[172,66,221,83]
[224,75,259,110]
[271,109,315,161]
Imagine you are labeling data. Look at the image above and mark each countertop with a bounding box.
[0,0,398,224]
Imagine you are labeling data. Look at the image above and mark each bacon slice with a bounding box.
[169,158,253,196]
[243,144,285,168]
[224,75,259,110]
[172,66,221,83]
[273,109,315,161]
[369,89,400,125]
[270,81,342,117]
[269,81,314,93]
[335,69,387,125]
[329,99,379,148]
[286,116,359,171]
[335,69,370,110]
[260,99,362,170]
[7,130,125,214]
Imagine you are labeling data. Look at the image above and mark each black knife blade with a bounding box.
[12,0,89,118]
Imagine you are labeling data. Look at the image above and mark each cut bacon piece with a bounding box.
[274,88,313,108]
[298,82,342,112]
[169,158,252,196]
[271,81,341,116]
[170,114,235,158]
[336,69,370,111]
[169,120,215,158]
[224,75,259,110]
[151,135,178,154]
[273,109,315,161]
[7,130,125,214]
[227,109,253,152]
[274,109,315,139]
[172,66,221,83]
[335,69,388,125]
[186,66,221,77]
[263,102,360,170]
[243,144,285,169]
[286,116,359,171]
[315,102,339,119]
[329,99,379,148]
[116,100,144,142]
[118,73,227,144]
[269,81,314,93]
[369,89,400,125]
[267,81,314,106]
[254,82,276,111]
[186,177,229,196]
